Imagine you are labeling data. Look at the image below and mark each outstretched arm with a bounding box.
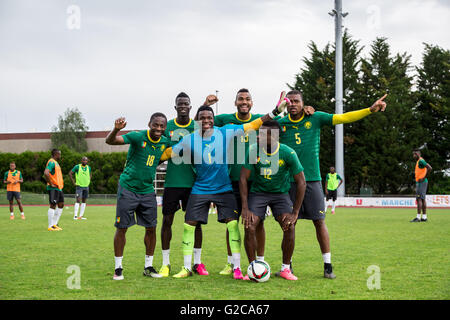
[332,94,387,125]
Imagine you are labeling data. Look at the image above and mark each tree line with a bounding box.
[289,31,449,194]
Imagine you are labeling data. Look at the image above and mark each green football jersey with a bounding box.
[214,112,265,181]
[278,112,333,182]
[163,118,196,188]
[119,130,170,194]
[245,143,303,194]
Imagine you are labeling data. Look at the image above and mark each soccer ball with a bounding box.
[247,260,270,282]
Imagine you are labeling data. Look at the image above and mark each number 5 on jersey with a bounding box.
[295,133,301,144]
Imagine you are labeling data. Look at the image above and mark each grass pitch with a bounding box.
[0,205,449,300]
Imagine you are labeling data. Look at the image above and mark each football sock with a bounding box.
[226,220,241,254]
[193,248,202,265]
[184,255,192,271]
[145,255,153,268]
[322,252,331,264]
[115,256,123,269]
[53,208,63,226]
[417,213,421,220]
[48,208,55,228]
[21,212,24,216]
[256,256,264,262]
[80,203,86,217]
[74,203,80,217]
[332,201,336,211]
[324,200,328,212]
[281,264,290,271]
[422,214,427,220]
[10,212,14,216]
[232,253,241,270]
[227,220,241,270]
[162,249,170,266]
[182,223,195,256]
[227,255,233,264]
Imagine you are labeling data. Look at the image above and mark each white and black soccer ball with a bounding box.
[247,260,270,282]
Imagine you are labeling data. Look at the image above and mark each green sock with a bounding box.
[226,220,241,254]
[182,223,195,256]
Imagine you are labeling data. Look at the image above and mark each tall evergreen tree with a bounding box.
[348,37,422,194]
[415,44,450,193]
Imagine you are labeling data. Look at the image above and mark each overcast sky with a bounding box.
[0,0,449,133]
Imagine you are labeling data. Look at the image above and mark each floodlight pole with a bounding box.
[330,0,348,198]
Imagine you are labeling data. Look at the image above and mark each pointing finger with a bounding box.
[379,93,388,101]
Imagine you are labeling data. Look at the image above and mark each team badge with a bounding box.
[304,121,312,129]
[278,159,285,166]
[161,145,166,151]
[282,126,286,132]
[142,141,147,148]
[116,217,120,223]
[169,131,174,137]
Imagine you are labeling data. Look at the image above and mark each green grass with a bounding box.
[0,206,449,300]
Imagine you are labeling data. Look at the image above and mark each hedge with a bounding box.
[1,145,127,194]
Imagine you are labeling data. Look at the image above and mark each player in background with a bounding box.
[44,149,64,231]
[411,150,432,222]
[69,156,91,220]
[166,93,289,279]
[279,90,387,279]
[106,113,172,280]
[240,120,306,281]
[324,167,343,214]
[159,92,205,277]
[3,161,25,220]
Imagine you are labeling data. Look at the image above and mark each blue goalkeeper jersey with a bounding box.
[172,124,245,194]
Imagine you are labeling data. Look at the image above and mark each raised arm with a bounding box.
[105,117,127,145]
[243,91,292,132]
[332,94,387,125]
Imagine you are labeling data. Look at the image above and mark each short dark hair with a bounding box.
[175,92,190,104]
[195,105,214,120]
[10,161,15,164]
[287,90,303,100]
[51,149,60,156]
[413,149,421,154]
[150,112,167,123]
[235,88,251,101]
[261,120,281,131]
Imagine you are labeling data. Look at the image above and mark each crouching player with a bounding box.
[240,120,306,280]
